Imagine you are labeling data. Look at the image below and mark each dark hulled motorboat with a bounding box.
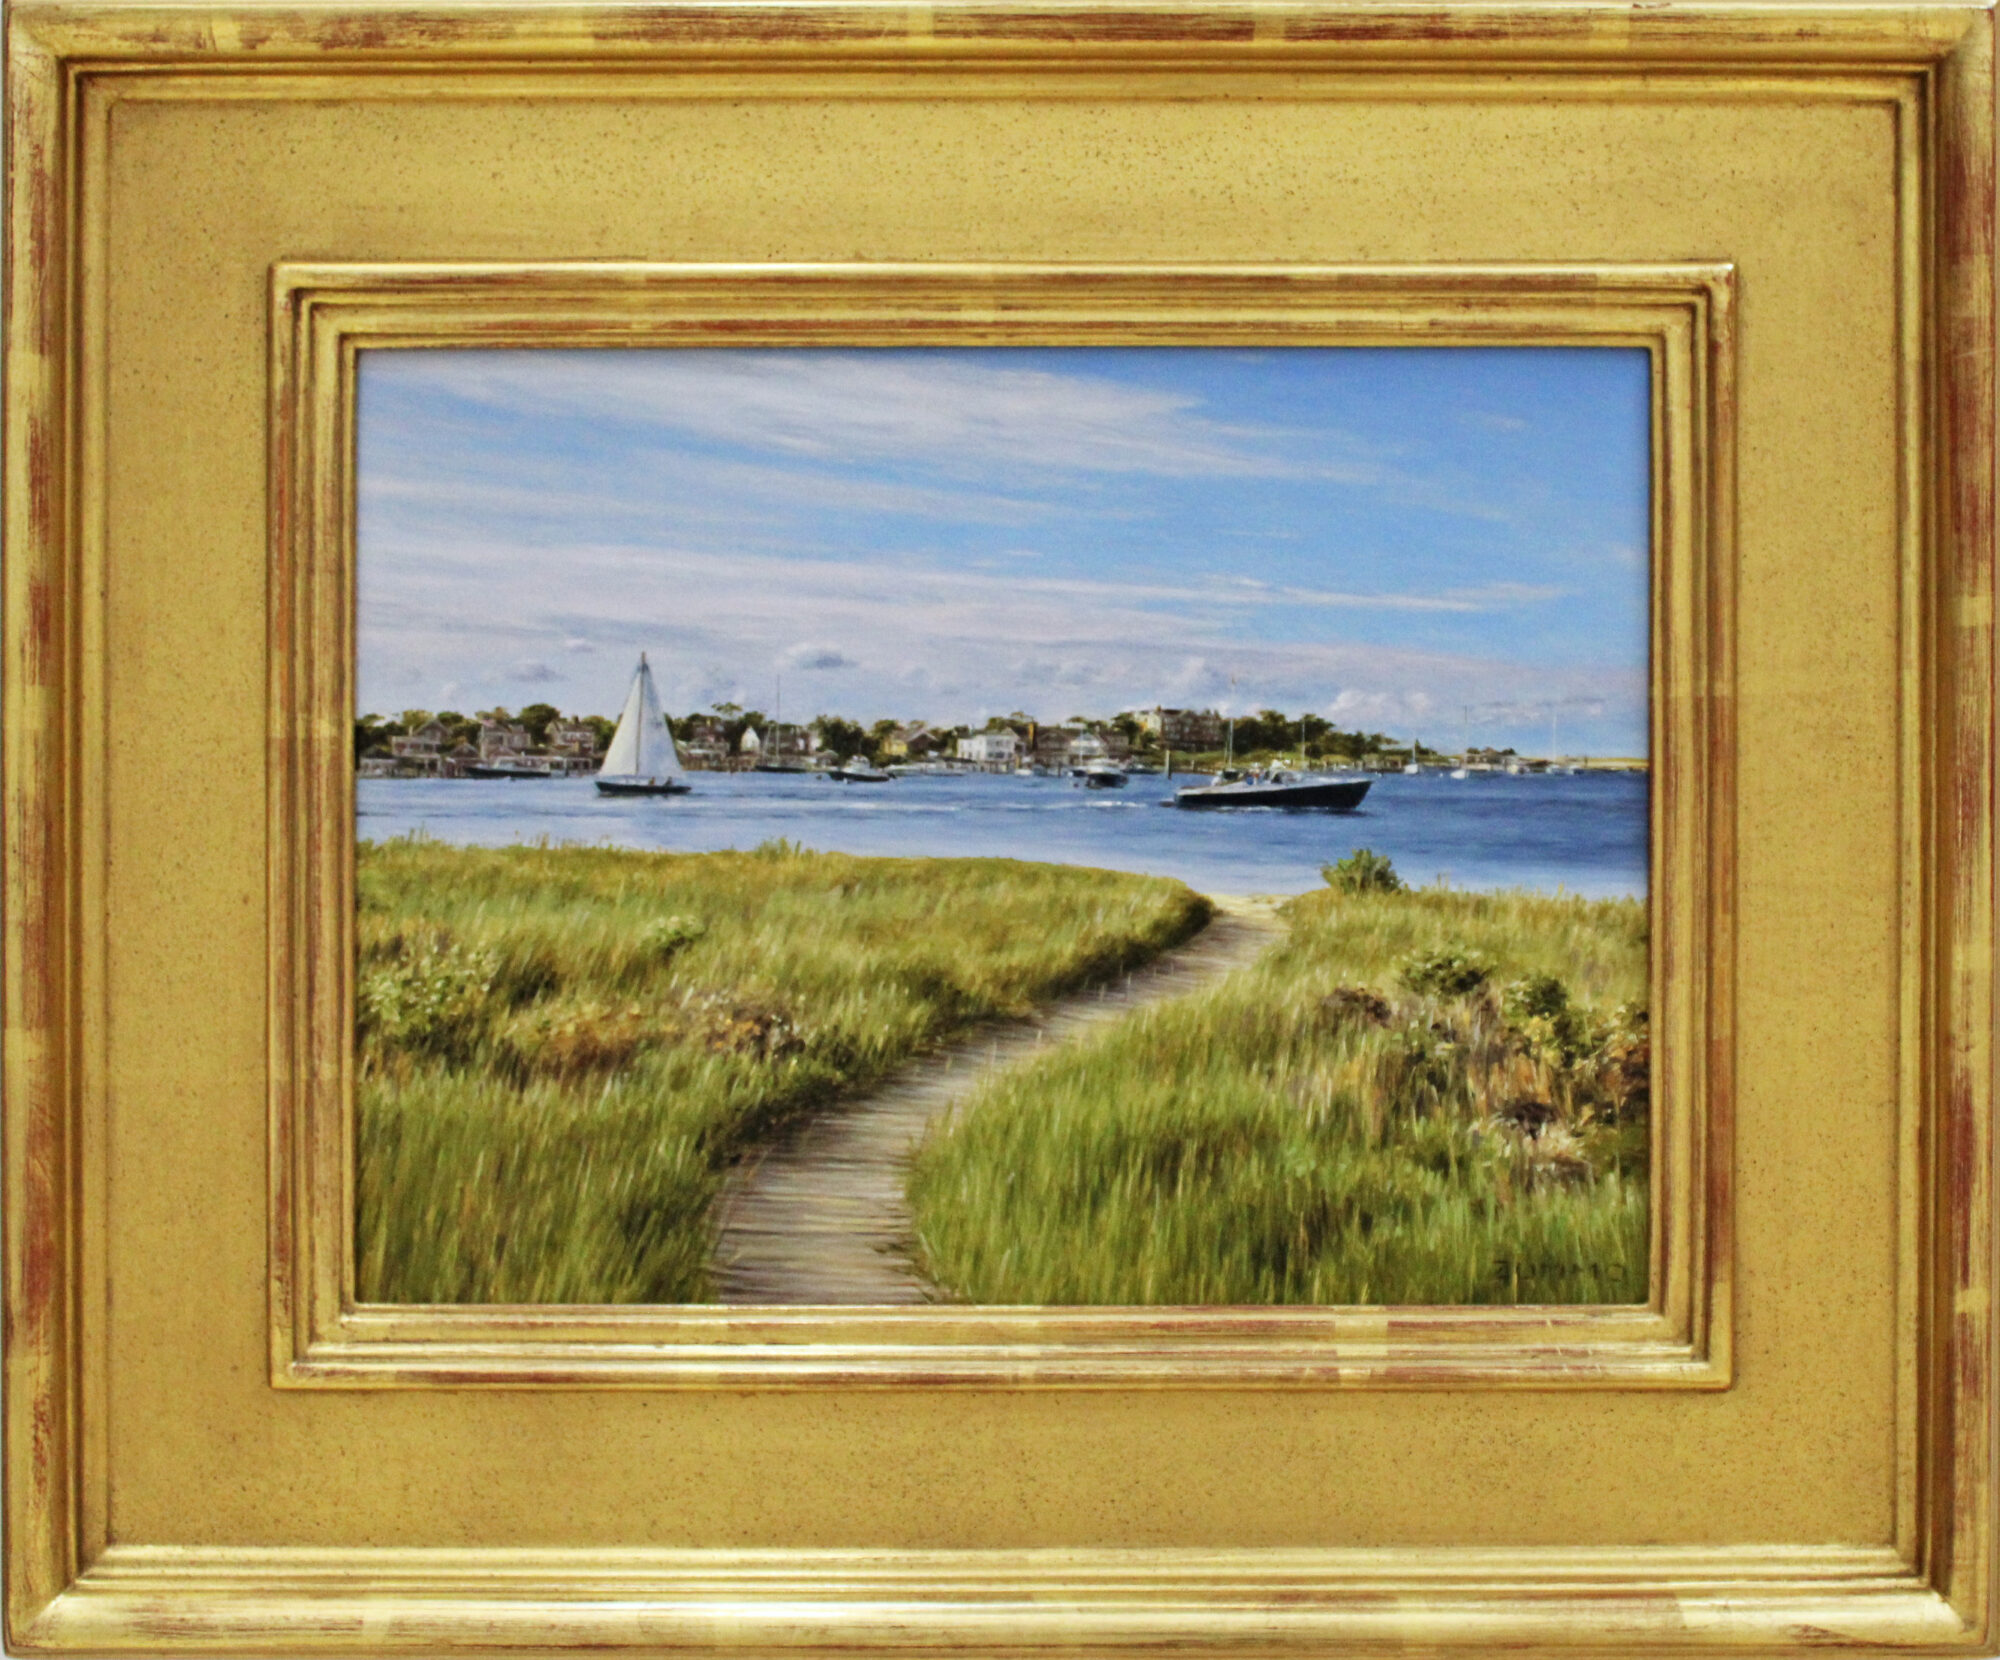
[466,759,558,780]
[1172,767,1372,811]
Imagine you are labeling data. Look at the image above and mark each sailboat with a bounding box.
[594,654,692,797]
[752,672,812,774]
[1544,703,1577,774]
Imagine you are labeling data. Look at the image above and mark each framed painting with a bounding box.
[4,2,1993,1655]
[269,263,1724,1385]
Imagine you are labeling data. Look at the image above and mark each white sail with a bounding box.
[598,654,684,780]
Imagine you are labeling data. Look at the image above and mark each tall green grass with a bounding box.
[356,838,1211,1304]
[907,885,1650,1306]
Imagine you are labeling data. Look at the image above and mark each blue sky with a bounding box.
[357,346,1650,756]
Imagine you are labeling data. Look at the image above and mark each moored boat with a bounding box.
[1172,767,1371,811]
[466,758,560,780]
[594,653,692,797]
[829,761,892,783]
[1079,760,1128,789]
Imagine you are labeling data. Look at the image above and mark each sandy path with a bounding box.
[708,897,1284,1305]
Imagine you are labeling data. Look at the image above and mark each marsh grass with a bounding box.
[356,837,1210,1304]
[907,885,1650,1305]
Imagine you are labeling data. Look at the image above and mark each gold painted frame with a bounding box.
[5,3,1994,1654]
[271,261,1730,1388]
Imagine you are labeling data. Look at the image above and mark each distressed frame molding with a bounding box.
[268,260,1733,1390]
[5,2,1993,1653]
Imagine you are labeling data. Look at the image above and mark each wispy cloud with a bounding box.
[368,349,1385,482]
[360,534,1635,741]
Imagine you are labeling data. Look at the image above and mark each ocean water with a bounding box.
[358,768,1648,900]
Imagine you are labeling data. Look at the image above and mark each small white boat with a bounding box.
[595,654,691,797]
[1079,760,1128,789]
[829,761,892,783]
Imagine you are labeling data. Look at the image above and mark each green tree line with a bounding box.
[356,701,1424,768]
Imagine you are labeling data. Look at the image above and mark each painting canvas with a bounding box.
[353,345,1652,1307]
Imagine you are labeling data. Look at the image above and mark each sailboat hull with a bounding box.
[594,777,691,797]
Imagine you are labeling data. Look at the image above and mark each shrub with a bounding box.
[1502,972,1569,1023]
[1399,947,1492,999]
[639,914,706,964]
[357,933,498,1063]
[1323,848,1404,894]
[1502,972,1589,1064]
[492,998,658,1081]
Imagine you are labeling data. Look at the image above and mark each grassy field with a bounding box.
[907,873,1650,1306]
[355,838,1210,1304]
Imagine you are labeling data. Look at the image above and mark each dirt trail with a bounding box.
[709,897,1284,1305]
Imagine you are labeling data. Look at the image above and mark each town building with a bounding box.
[956,731,1021,768]
[1139,707,1225,750]
[880,722,939,760]
[677,717,730,769]
[546,719,600,757]
[385,719,450,776]
[539,719,603,776]
[1029,726,1082,768]
[477,720,532,760]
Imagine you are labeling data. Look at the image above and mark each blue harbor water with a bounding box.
[359,769,1648,899]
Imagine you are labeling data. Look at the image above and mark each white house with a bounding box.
[956,731,1021,768]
